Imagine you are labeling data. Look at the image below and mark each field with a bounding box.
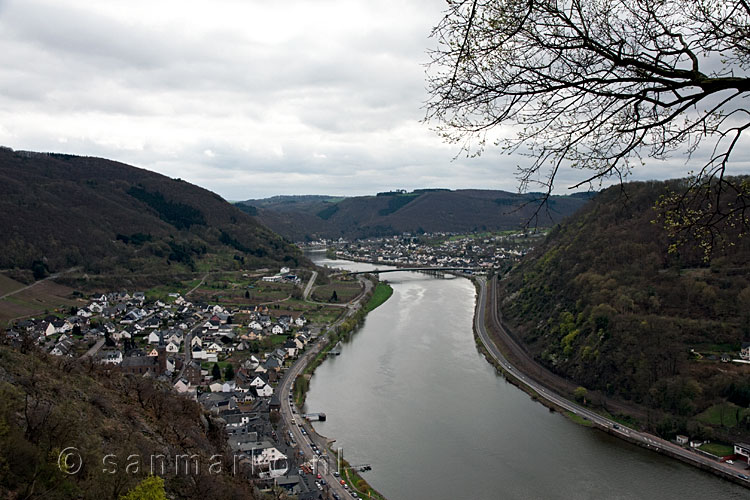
[0,280,79,325]
[364,283,393,312]
[310,279,362,303]
[0,274,25,296]
[696,403,750,428]
[698,443,735,457]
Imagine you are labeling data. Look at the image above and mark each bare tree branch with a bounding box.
[426,0,750,253]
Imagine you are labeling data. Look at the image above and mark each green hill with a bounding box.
[239,189,593,241]
[0,147,305,284]
[499,180,750,440]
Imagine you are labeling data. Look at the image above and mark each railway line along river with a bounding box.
[305,252,748,499]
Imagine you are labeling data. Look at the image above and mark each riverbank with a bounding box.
[293,280,393,406]
[472,276,750,490]
[291,274,392,500]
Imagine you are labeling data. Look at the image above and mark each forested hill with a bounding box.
[0,148,305,280]
[500,180,750,439]
[0,345,255,498]
[238,189,593,241]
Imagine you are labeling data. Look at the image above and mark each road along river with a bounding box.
[305,253,748,500]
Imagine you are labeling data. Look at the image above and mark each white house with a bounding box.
[741,343,750,361]
[98,350,123,365]
[191,345,217,363]
[174,378,192,394]
[253,384,273,398]
[44,322,57,337]
[166,341,180,353]
[167,331,183,345]
[205,342,223,354]
[249,443,288,479]
[50,335,74,356]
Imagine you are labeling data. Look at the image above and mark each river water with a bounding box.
[305,253,748,499]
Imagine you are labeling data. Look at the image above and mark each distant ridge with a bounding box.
[0,147,305,281]
[238,189,594,241]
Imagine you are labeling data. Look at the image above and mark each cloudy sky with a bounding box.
[1,0,747,201]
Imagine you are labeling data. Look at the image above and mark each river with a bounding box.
[305,252,748,499]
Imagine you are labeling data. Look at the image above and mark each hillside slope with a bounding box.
[0,344,255,499]
[500,181,750,439]
[239,189,593,241]
[0,148,305,280]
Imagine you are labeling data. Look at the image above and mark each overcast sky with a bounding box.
[1,0,747,201]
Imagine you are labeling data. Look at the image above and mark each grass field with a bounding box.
[697,402,749,428]
[699,443,735,457]
[364,283,393,312]
[0,274,25,296]
[311,280,362,303]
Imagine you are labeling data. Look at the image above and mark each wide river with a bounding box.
[305,253,748,499]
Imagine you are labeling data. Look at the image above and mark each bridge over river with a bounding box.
[334,266,479,276]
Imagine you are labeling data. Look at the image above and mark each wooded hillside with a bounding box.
[0,148,305,283]
[500,181,750,440]
[0,344,255,499]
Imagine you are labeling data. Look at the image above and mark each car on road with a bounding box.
[333,494,341,500]
[291,419,296,424]
[726,460,734,465]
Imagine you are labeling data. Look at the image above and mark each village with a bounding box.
[304,230,547,272]
[2,265,365,499]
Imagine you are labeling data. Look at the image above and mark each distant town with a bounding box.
[305,230,547,271]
